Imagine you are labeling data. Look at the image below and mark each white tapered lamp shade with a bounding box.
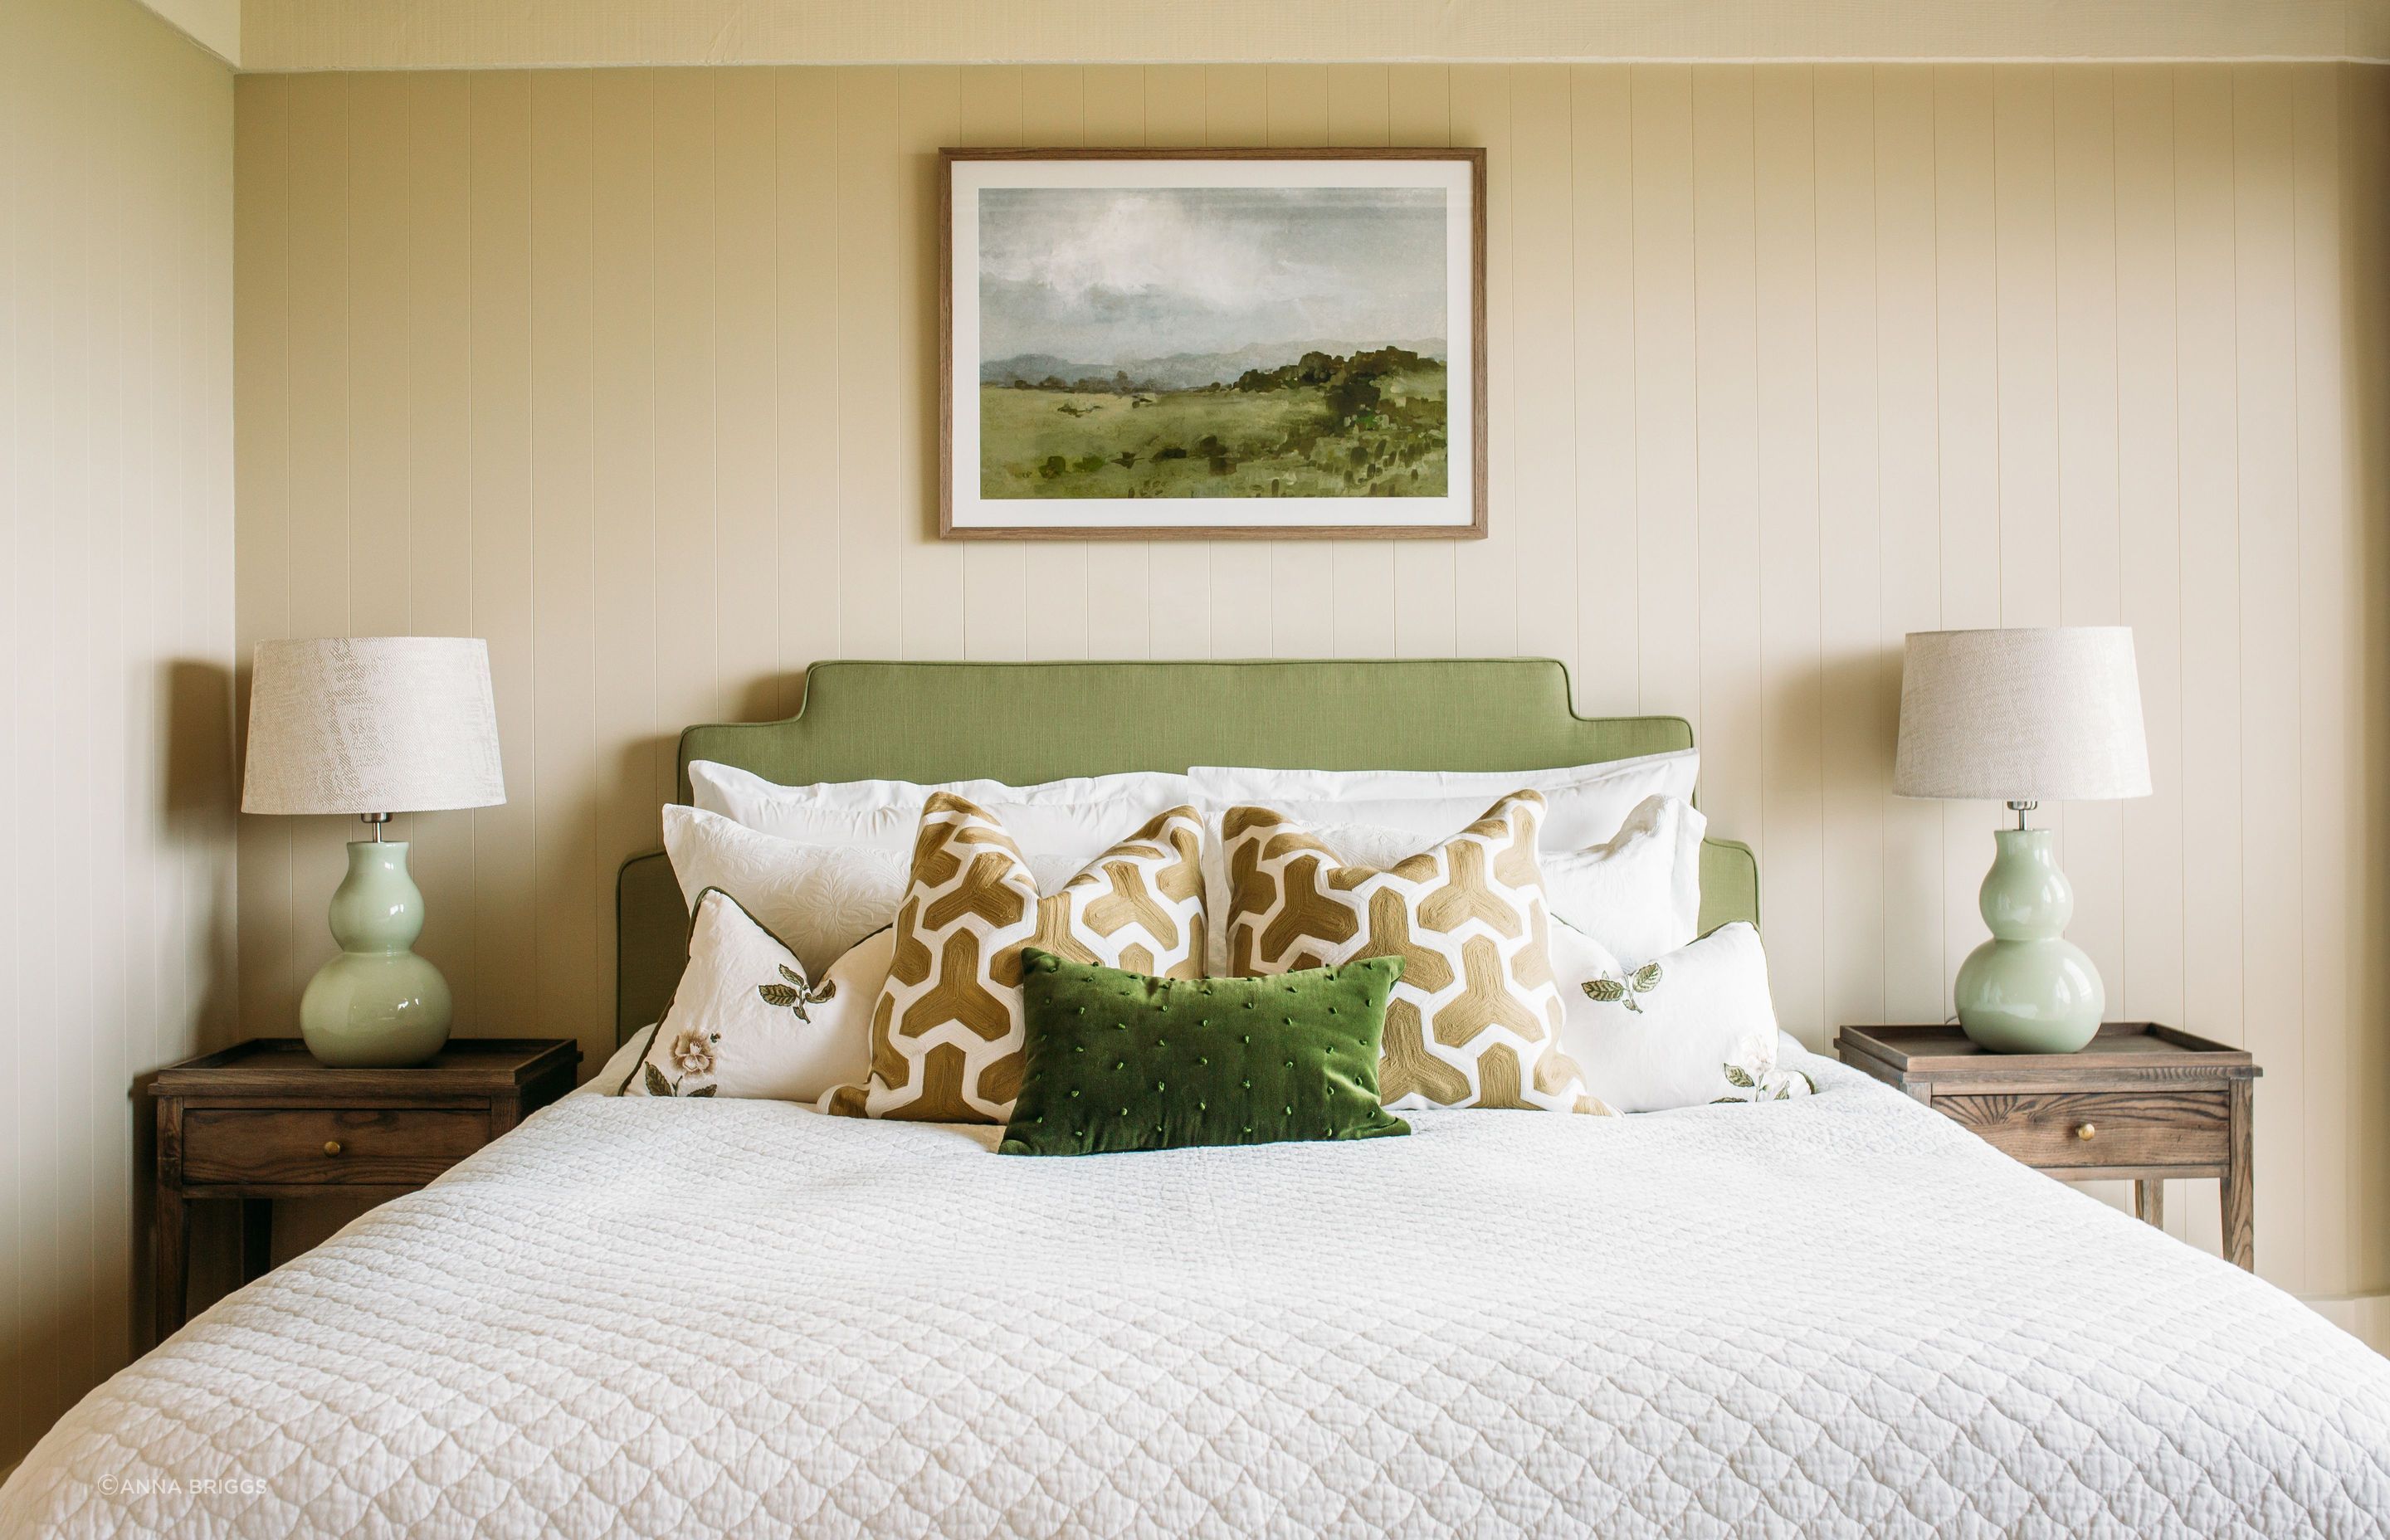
[243,636,505,816]
[1894,626,2151,804]
[1893,626,2151,1055]
[241,637,505,1067]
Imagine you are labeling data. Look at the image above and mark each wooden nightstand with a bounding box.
[1836,1022,2261,1271]
[150,1037,579,1337]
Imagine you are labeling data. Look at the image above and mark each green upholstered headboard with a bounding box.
[616,659,1758,1043]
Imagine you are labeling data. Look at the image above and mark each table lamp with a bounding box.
[1893,626,2152,1053]
[241,637,506,1066]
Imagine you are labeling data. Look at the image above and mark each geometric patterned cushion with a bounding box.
[1222,789,1607,1114]
[825,792,1206,1123]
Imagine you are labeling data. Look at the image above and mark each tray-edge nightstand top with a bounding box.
[1836,1021,2259,1081]
[153,1037,581,1098]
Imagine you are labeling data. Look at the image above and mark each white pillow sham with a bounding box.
[583,1029,653,1095]
[663,805,905,978]
[1551,919,1809,1114]
[617,888,887,1101]
[1539,795,1706,964]
[1191,757,1700,968]
[688,761,1195,871]
[1190,748,1697,850]
[663,804,1080,978]
[1190,754,1698,975]
[1310,794,1704,967]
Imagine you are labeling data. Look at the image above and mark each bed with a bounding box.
[7,660,2388,1538]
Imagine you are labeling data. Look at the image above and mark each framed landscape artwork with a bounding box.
[940,148,1486,540]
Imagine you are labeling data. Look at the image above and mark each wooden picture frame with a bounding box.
[939,147,1488,541]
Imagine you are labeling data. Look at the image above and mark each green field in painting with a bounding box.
[978,364,1449,500]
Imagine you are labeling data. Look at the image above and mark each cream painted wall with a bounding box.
[230,62,2390,1314]
[2,0,237,1473]
[235,0,2390,71]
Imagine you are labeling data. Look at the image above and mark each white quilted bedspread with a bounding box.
[8,1052,2390,1538]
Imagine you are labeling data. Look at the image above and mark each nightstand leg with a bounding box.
[2223,1079,2256,1272]
[241,1199,274,1284]
[2134,1179,2164,1229]
[154,1095,187,1344]
[154,1187,186,1343]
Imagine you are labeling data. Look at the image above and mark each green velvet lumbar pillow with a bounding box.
[1000,949,1411,1157]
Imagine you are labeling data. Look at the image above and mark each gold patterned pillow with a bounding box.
[1223,789,1606,1114]
[824,792,1206,1122]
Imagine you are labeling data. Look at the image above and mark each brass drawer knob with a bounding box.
[2075,1123,2097,1142]
[323,1139,343,1157]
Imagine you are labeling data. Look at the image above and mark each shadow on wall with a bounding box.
[129,658,243,1352]
[162,655,241,1047]
[636,674,802,800]
[2349,100,2390,1300]
[1807,644,1901,780]
[164,656,236,826]
[731,675,798,734]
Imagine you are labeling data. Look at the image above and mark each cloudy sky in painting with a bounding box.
[977,185,1446,364]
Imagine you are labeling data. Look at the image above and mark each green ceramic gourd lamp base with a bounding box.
[1953,802,2105,1055]
[299,818,453,1067]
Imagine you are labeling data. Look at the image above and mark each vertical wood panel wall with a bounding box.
[2,0,236,1472]
[232,63,2390,1304]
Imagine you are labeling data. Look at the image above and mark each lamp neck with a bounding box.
[2005,799,2039,831]
[359,811,392,843]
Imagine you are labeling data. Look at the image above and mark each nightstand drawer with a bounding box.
[180,1107,488,1187]
[1932,1089,2231,1169]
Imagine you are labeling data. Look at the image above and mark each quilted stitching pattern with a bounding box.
[6,1055,2389,1538]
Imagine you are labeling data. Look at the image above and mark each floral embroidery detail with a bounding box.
[1712,1060,1816,1104]
[757,964,837,1022]
[1580,961,1662,1014]
[644,1026,722,1098]
[669,1026,716,1076]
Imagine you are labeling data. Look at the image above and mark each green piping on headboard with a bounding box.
[616,659,1758,1043]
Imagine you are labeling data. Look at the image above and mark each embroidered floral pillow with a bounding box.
[1553,919,1809,1113]
[824,793,1207,1123]
[619,887,889,1101]
[1222,789,1603,1114]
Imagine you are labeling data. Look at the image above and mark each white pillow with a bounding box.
[1539,795,1705,964]
[1551,919,1809,1113]
[1312,794,1704,967]
[582,1027,655,1095]
[663,804,1080,978]
[689,761,1195,871]
[663,806,906,977]
[617,889,888,1101]
[1298,821,1427,870]
[1193,755,1700,973]
[690,761,1186,816]
[1191,748,1697,850]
